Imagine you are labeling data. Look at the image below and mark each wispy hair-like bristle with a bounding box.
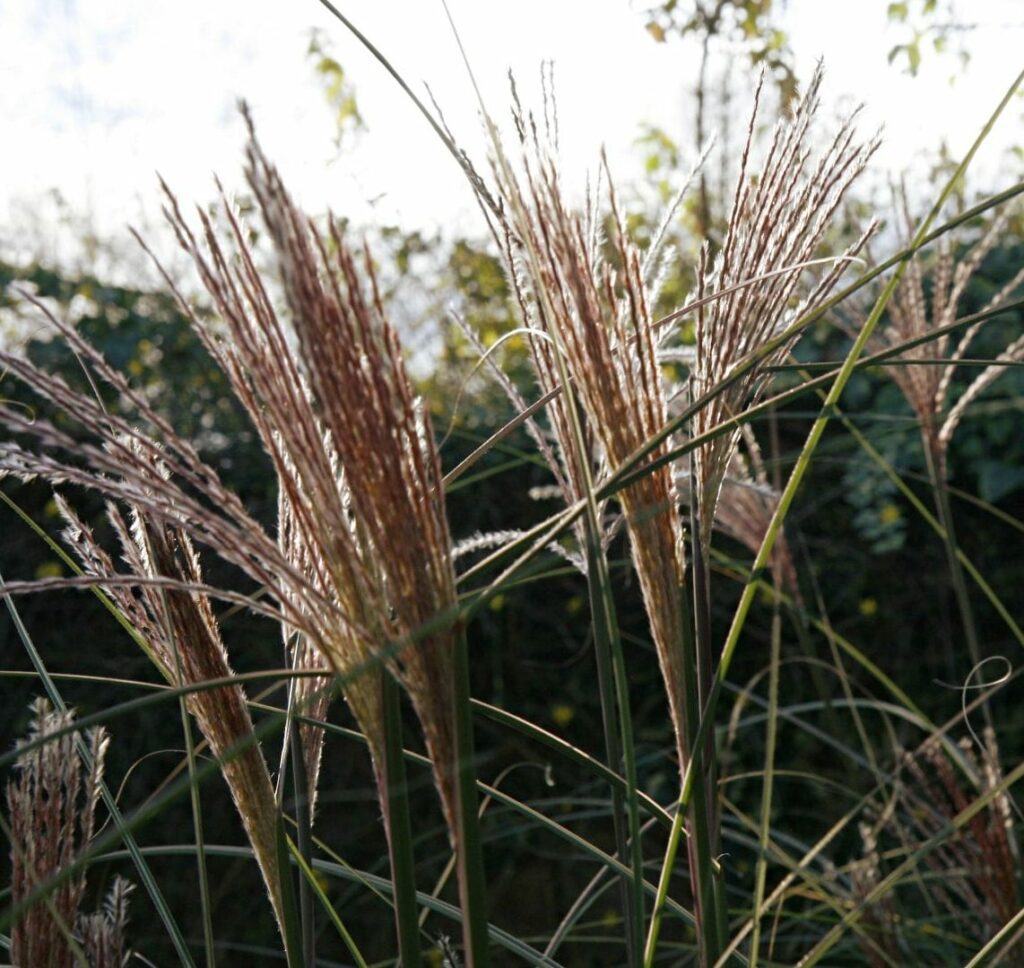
[6,698,130,968]
[692,63,878,543]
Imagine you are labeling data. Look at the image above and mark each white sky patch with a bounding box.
[1,0,1022,279]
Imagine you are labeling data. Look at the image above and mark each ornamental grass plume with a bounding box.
[0,112,479,951]
[487,100,692,780]
[6,697,133,968]
[853,729,1020,962]
[73,876,134,968]
[54,491,287,935]
[278,484,334,815]
[240,125,466,847]
[872,196,1024,680]
[878,195,1024,474]
[691,63,878,547]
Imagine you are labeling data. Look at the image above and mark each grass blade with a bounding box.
[382,670,424,967]
[287,838,369,968]
[748,600,782,966]
[451,626,491,967]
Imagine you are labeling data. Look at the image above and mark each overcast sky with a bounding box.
[2,0,1022,276]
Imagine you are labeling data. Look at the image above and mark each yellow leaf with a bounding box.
[645,21,666,42]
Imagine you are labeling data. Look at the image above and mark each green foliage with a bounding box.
[307,28,365,148]
[645,0,797,103]
[886,0,970,76]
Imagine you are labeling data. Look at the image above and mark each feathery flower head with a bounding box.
[692,63,878,543]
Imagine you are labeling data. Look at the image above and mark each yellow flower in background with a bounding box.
[551,703,575,728]
[880,503,901,525]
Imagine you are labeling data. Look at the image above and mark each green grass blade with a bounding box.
[287,838,369,968]
[274,808,305,968]
[382,670,424,967]
[288,712,316,967]
[584,530,646,967]
[964,904,1024,967]
[451,626,491,967]
[748,602,782,967]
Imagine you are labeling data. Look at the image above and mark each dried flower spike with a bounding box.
[6,698,133,968]
[692,63,878,545]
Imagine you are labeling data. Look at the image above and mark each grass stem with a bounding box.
[924,441,993,728]
[382,670,424,967]
[451,626,491,967]
[289,714,316,967]
[748,600,781,966]
[585,527,646,967]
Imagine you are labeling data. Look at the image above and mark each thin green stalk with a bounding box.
[689,499,728,963]
[450,625,491,967]
[289,714,316,967]
[647,64,1024,963]
[544,817,664,959]
[643,581,720,968]
[797,567,880,785]
[749,601,781,966]
[964,904,1024,967]
[544,865,621,958]
[583,523,646,967]
[419,761,550,936]
[606,583,646,968]
[177,677,216,967]
[287,839,369,968]
[382,670,424,968]
[943,479,1024,536]
[923,440,992,723]
[275,810,306,968]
